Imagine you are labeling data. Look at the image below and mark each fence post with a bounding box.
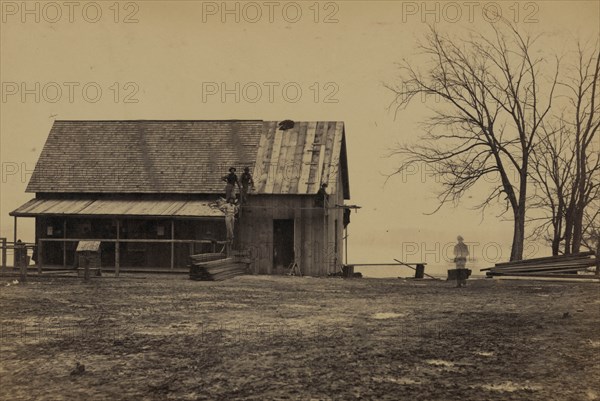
[170,220,175,269]
[17,242,26,282]
[37,239,43,275]
[1,238,6,271]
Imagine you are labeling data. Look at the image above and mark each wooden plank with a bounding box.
[493,275,599,283]
[320,122,336,191]
[263,129,283,194]
[482,254,595,271]
[307,123,326,194]
[191,253,226,263]
[190,261,248,281]
[328,122,344,191]
[286,122,306,193]
[272,128,292,194]
[278,126,299,194]
[494,252,594,267]
[492,267,595,275]
[253,123,271,192]
[487,259,596,272]
[491,257,595,270]
[297,122,317,194]
[311,144,326,194]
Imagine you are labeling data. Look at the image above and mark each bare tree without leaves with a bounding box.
[581,199,600,276]
[529,120,575,256]
[560,43,600,254]
[387,23,558,261]
[529,42,600,257]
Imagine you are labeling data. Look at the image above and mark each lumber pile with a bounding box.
[189,253,250,281]
[482,251,598,279]
[190,253,226,264]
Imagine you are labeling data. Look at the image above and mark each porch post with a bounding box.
[13,216,18,270]
[63,219,67,267]
[1,237,6,271]
[170,220,175,269]
[115,219,120,277]
[37,239,43,274]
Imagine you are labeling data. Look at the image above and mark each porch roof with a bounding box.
[9,198,224,219]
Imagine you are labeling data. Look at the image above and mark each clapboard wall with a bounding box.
[238,169,344,276]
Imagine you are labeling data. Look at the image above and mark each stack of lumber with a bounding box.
[189,253,250,281]
[190,253,226,264]
[482,251,598,279]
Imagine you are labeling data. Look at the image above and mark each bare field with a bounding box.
[1,274,599,400]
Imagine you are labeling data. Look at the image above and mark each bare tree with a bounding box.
[561,43,600,254]
[529,121,575,255]
[387,23,558,261]
[581,199,600,275]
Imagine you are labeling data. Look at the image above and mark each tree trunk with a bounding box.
[551,203,563,256]
[564,206,574,254]
[551,232,561,256]
[596,235,600,276]
[572,151,587,253]
[510,167,528,261]
[572,207,584,253]
[510,209,526,261]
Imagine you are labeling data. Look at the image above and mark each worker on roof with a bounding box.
[240,167,255,204]
[222,167,240,201]
[314,183,328,208]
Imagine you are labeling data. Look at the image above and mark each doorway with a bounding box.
[273,219,294,271]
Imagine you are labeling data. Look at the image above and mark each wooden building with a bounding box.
[10,120,350,276]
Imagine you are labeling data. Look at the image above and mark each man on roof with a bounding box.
[240,167,255,204]
[314,183,328,208]
[222,167,240,201]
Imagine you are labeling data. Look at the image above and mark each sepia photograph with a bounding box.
[0,1,599,400]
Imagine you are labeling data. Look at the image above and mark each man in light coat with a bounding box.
[453,235,469,287]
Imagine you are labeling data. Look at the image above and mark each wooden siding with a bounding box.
[238,167,345,277]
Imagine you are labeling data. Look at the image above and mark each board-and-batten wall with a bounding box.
[238,170,345,276]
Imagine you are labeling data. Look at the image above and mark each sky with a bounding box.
[1,0,599,274]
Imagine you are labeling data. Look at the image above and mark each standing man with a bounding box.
[314,183,328,208]
[240,167,255,204]
[453,235,470,287]
[218,198,239,242]
[222,167,240,201]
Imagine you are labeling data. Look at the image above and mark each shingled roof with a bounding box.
[26,120,350,199]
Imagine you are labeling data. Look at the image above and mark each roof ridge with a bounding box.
[54,119,265,122]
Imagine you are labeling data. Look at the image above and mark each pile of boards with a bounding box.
[482,251,598,279]
[189,252,251,281]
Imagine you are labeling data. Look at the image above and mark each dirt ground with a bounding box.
[0,273,599,401]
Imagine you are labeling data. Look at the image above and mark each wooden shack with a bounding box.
[10,120,351,276]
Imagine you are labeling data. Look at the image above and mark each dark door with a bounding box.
[273,219,294,270]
